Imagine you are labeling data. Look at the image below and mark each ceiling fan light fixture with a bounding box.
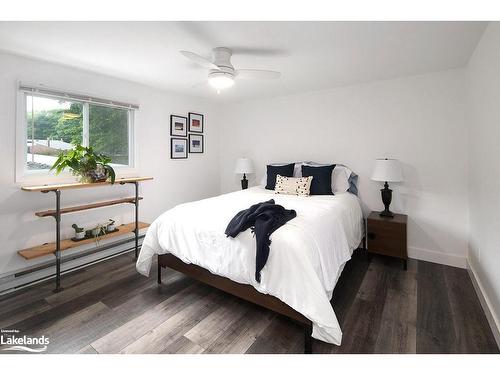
[208,72,235,90]
[180,47,281,93]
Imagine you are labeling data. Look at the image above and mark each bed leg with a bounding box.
[304,324,313,354]
[157,261,162,285]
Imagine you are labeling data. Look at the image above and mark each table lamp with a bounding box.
[234,157,254,190]
[371,158,403,217]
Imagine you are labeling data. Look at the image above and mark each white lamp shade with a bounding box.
[371,158,403,182]
[234,157,254,174]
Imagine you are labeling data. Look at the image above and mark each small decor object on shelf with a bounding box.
[234,157,254,190]
[89,223,107,245]
[50,145,116,184]
[371,158,404,217]
[171,138,188,159]
[170,115,188,137]
[189,134,204,153]
[71,224,85,240]
[106,219,116,233]
[188,112,204,133]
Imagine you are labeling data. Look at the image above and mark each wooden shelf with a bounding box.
[35,197,143,218]
[18,222,150,260]
[21,176,153,192]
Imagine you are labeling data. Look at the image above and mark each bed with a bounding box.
[136,185,364,352]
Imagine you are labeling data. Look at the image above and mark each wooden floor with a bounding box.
[0,250,498,354]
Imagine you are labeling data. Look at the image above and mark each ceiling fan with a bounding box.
[180,47,281,92]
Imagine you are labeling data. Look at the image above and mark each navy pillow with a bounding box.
[301,164,336,195]
[265,163,295,190]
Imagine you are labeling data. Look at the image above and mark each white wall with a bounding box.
[466,23,500,341]
[219,70,469,267]
[0,51,220,287]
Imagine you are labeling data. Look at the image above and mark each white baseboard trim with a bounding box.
[466,260,500,349]
[408,246,466,269]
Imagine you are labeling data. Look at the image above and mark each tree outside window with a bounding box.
[26,95,130,170]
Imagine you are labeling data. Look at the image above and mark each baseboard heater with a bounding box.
[1,235,144,295]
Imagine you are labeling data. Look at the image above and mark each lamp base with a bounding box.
[379,209,394,218]
[379,181,394,217]
[241,173,248,190]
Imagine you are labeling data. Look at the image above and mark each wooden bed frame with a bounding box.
[157,253,314,353]
[157,233,365,354]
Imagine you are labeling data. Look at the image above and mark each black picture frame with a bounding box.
[189,134,204,153]
[170,115,188,137]
[171,138,188,159]
[188,112,204,133]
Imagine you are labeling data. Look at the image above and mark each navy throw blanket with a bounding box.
[225,199,297,282]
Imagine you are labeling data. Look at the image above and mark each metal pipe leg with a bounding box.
[134,181,139,259]
[304,323,313,354]
[54,189,62,293]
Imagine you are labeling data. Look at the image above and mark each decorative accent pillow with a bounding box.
[265,163,295,190]
[274,174,313,196]
[301,164,335,195]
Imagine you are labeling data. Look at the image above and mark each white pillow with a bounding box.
[332,165,352,192]
[274,174,312,196]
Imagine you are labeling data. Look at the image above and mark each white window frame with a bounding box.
[15,83,137,184]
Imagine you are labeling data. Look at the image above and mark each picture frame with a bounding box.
[170,138,188,159]
[189,134,204,153]
[170,115,188,137]
[188,112,204,133]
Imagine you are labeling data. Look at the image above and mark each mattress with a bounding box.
[136,186,364,345]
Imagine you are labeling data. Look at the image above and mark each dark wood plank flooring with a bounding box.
[0,250,497,354]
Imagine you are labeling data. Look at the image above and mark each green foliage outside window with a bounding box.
[89,105,129,165]
[27,97,129,166]
[27,102,83,144]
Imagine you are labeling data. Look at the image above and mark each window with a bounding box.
[19,85,137,178]
[89,104,129,166]
[26,96,83,170]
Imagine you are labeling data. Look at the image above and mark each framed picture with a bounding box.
[188,112,204,133]
[171,138,188,159]
[189,134,204,153]
[170,115,188,137]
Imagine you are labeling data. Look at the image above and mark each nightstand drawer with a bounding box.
[367,215,407,259]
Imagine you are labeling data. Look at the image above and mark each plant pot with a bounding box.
[90,228,99,237]
[106,224,116,232]
[80,165,109,183]
[75,231,85,240]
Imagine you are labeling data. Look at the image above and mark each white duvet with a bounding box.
[136,186,364,345]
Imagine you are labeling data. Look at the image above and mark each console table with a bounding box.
[20,176,153,292]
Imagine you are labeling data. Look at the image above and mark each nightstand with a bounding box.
[367,211,408,270]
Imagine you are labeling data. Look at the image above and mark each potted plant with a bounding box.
[72,224,85,240]
[89,225,106,237]
[50,145,116,184]
[106,219,116,233]
[87,224,106,245]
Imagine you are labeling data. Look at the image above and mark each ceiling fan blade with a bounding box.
[236,69,281,80]
[180,51,220,70]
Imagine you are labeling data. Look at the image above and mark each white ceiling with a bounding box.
[0,22,488,101]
